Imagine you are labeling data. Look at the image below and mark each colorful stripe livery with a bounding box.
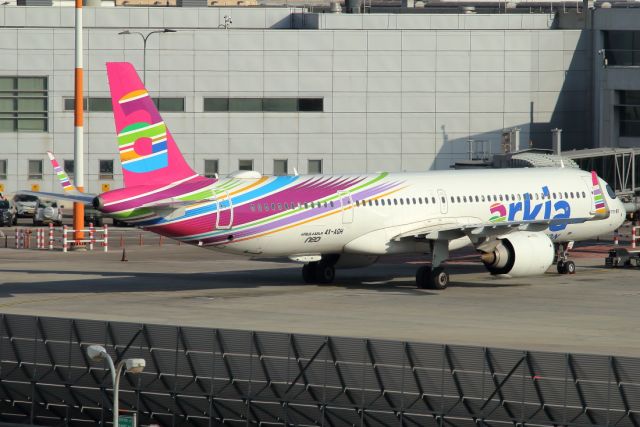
[99,172,404,247]
[591,170,608,216]
[107,62,196,188]
[47,151,75,192]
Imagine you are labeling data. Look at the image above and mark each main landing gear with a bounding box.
[555,242,576,275]
[416,240,450,290]
[302,255,338,284]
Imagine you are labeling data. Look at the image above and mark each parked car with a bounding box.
[13,194,39,218]
[34,200,63,226]
[0,199,16,226]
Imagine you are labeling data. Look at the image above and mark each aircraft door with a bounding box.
[214,190,234,229]
[338,190,354,224]
[437,189,448,214]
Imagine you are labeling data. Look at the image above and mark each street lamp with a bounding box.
[87,345,146,427]
[118,28,177,84]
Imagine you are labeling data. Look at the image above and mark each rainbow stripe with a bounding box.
[48,152,75,192]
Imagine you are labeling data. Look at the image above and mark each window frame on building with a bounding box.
[203,97,324,113]
[273,159,288,176]
[238,159,254,171]
[0,76,48,133]
[617,90,640,138]
[99,159,114,180]
[28,159,43,180]
[204,159,219,178]
[64,159,75,179]
[308,159,323,174]
[0,159,7,180]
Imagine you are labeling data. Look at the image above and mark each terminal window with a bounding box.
[204,97,324,112]
[308,159,323,174]
[99,160,114,180]
[604,31,640,66]
[64,160,74,179]
[28,160,43,180]
[63,97,184,112]
[273,159,288,176]
[0,77,48,132]
[239,159,254,171]
[617,91,640,137]
[204,159,219,178]
[0,160,6,180]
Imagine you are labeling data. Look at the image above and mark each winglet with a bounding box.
[48,151,77,193]
[590,171,610,219]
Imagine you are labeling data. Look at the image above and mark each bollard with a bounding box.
[89,223,95,251]
[62,225,68,253]
[139,233,143,246]
[14,228,19,249]
[36,228,42,249]
[159,236,163,247]
[633,226,637,249]
[103,224,109,252]
[613,229,619,246]
[49,223,54,250]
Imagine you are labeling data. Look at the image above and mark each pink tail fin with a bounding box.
[106,62,196,188]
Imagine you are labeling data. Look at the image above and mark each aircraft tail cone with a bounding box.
[121,248,128,262]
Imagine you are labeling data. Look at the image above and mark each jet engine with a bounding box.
[480,231,554,277]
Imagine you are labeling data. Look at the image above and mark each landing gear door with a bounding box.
[214,190,233,230]
[338,190,354,224]
[437,189,448,214]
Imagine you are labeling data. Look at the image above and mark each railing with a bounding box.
[13,223,108,252]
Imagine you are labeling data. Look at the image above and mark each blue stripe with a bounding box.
[135,175,299,227]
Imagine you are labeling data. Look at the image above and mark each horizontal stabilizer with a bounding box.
[16,190,96,205]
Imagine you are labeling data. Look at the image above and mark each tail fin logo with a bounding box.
[116,89,169,174]
[591,171,607,215]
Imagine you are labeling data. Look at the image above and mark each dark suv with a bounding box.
[0,199,16,226]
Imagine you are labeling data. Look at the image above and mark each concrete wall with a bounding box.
[0,6,591,194]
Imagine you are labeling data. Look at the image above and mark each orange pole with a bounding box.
[73,0,85,244]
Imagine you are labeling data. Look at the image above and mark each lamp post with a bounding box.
[118,28,177,85]
[87,345,146,427]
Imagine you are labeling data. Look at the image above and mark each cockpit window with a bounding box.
[605,184,616,199]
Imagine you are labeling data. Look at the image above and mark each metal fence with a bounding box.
[0,314,639,427]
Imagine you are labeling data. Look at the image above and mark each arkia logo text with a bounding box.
[489,186,571,232]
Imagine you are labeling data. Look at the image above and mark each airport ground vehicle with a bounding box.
[13,194,39,218]
[0,199,16,226]
[33,200,63,226]
[24,62,627,290]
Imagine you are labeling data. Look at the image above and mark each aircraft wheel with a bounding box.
[415,266,430,289]
[302,263,316,284]
[430,267,449,290]
[315,262,335,284]
[564,260,576,275]
[556,261,565,274]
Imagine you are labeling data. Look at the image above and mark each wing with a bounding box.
[15,190,96,205]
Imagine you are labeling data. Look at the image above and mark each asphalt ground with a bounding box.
[0,232,638,357]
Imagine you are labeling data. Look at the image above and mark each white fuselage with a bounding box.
[211,168,626,257]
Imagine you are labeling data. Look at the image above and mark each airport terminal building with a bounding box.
[0,5,638,194]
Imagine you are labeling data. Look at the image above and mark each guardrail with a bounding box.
[13,223,108,252]
[613,222,640,249]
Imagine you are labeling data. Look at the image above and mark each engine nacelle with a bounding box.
[480,232,554,277]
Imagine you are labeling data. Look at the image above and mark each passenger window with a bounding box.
[356,200,360,207]
[400,199,404,205]
[570,192,574,199]
[304,203,308,209]
[440,197,445,203]
[463,196,467,203]
[412,197,417,204]
[257,204,262,212]
[368,200,373,206]
[250,205,256,212]
[271,203,276,210]
[405,198,410,205]
[277,203,282,210]
[481,195,485,202]
[330,201,334,207]
[265,204,270,212]
[451,197,455,203]
[381,199,386,206]
[474,195,479,202]
[456,196,461,203]
[552,192,556,199]
[418,197,423,204]
[564,192,568,199]
[374,199,379,206]
[499,195,503,202]
[582,191,586,198]
[393,199,398,205]
[284,203,289,209]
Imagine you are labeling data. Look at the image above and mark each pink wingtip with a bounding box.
[591,170,598,186]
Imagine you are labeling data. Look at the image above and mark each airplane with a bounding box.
[27,62,627,289]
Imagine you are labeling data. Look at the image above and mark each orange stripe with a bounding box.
[228,176,269,197]
[221,187,405,245]
[120,150,139,162]
[74,68,83,126]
